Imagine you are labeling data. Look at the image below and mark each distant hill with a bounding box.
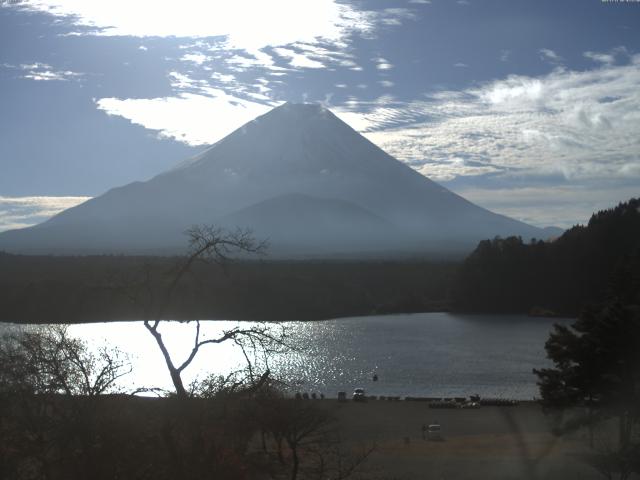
[0,254,455,323]
[219,193,398,256]
[0,103,550,257]
[451,198,640,315]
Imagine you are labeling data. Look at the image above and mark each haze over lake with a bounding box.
[2,313,572,400]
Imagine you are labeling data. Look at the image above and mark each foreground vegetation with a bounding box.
[2,322,636,480]
[0,327,371,480]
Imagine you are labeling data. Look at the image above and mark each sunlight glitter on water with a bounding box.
[3,313,572,399]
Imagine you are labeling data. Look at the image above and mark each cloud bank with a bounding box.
[15,0,374,50]
[337,52,640,185]
[0,196,91,232]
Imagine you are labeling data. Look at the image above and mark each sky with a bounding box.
[1,0,639,232]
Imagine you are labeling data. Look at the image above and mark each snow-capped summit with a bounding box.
[0,103,546,256]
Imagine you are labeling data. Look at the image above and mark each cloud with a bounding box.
[373,57,394,70]
[584,51,615,65]
[333,54,640,189]
[499,49,511,62]
[449,184,640,228]
[2,62,83,81]
[225,50,285,72]
[13,1,375,51]
[409,0,431,4]
[376,8,417,27]
[453,62,468,68]
[583,46,629,65]
[539,48,563,64]
[210,71,236,84]
[14,1,413,105]
[96,84,274,146]
[181,52,210,65]
[284,42,363,71]
[379,80,395,87]
[0,196,91,232]
[273,47,325,69]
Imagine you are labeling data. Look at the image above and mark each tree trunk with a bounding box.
[144,322,188,399]
[168,365,188,399]
[291,446,299,480]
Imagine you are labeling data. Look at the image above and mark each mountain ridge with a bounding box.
[0,102,550,257]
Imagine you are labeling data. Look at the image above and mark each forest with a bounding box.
[2,198,638,323]
[451,198,640,315]
[0,254,454,323]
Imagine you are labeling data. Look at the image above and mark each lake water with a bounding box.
[1,313,572,400]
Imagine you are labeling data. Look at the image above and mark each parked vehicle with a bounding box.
[353,388,366,402]
[427,423,443,441]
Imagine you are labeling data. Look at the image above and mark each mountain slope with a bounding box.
[0,102,546,256]
[218,193,397,255]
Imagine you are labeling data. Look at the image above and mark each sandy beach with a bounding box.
[326,400,602,480]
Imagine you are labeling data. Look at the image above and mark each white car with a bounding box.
[427,423,443,441]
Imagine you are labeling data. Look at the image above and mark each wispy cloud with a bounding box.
[9,0,398,91]
[273,47,325,69]
[1,62,83,81]
[0,196,91,232]
[450,184,640,228]
[376,8,418,26]
[373,57,394,70]
[180,52,210,65]
[583,46,629,65]
[539,48,563,64]
[335,53,640,188]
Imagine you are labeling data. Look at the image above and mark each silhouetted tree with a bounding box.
[534,293,640,479]
[0,325,130,397]
[255,393,374,480]
[133,225,291,399]
[537,301,640,436]
[0,326,131,479]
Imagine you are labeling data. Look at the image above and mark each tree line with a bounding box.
[451,198,640,315]
[0,252,454,324]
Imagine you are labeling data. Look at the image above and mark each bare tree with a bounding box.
[256,395,375,480]
[0,325,132,479]
[137,225,290,399]
[0,325,130,397]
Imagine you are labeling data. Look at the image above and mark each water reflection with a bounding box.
[2,313,571,399]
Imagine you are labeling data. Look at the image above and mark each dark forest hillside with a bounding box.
[451,198,640,315]
[0,256,454,323]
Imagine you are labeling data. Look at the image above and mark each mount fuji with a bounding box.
[0,103,549,257]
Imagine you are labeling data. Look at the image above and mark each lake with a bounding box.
[1,313,572,400]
